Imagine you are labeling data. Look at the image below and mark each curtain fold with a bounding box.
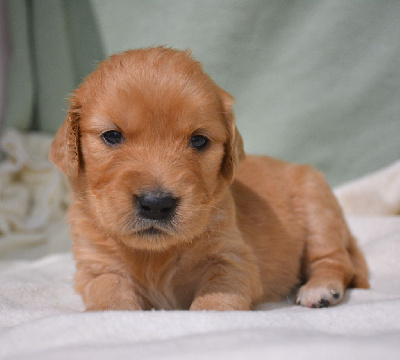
[2,0,104,133]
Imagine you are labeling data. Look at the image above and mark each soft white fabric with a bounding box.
[0,129,70,260]
[0,129,399,359]
[334,160,400,216]
[0,218,399,360]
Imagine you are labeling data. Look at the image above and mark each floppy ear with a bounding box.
[49,100,82,178]
[219,88,245,183]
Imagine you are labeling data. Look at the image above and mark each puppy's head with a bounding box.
[50,47,244,250]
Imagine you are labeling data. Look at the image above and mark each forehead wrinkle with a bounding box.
[83,91,226,149]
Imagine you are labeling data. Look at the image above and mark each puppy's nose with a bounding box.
[137,193,177,221]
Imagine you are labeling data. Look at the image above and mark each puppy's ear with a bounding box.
[219,88,245,183]
[49,99,82,178]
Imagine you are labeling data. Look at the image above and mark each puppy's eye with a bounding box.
[102,130,123,146]
[189,135,209,151]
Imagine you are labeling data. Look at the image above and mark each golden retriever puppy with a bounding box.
[50,47,369,311]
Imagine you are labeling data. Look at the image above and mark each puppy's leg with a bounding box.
[190,245,263,311]
[296,169,368,308]
[77,272,148,311]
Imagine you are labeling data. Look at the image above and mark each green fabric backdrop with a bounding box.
[2,0,400,186]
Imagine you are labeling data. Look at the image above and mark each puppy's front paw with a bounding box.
[85,300,142,312]
[190,292,250,311]
[296,282,344,308]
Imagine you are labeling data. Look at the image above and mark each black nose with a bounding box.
[137,192,177,221]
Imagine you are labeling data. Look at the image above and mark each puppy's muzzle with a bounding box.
[136,192,178,221]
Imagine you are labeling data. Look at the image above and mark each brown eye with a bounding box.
[102,130,123,146]
[189,135,209,150]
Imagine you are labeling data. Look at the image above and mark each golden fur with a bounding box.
[50,47,369,311]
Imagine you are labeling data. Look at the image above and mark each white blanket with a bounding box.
[0,129,399,360]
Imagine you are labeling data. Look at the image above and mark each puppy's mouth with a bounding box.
[133,219,176,237]
[135,226,165,236]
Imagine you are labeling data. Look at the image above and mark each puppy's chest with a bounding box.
[128,255,197,310]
